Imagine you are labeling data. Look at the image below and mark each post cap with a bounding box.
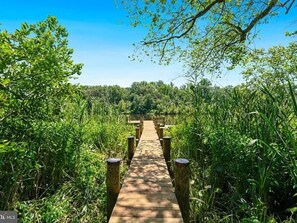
[107,158,121,165]
[175,158,189,166]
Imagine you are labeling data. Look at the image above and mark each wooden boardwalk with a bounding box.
[109,120,183,223]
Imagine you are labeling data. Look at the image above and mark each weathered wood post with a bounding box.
[163,137,171,162]
[141,119,144,133]
[159,126,164,139]
[139,122,143,136]
[140,118,144,127]
[175,158,190,223]
[106,158,121,221]
[128,136,135,162]
[136,127,140,146]
[155,123,160,133]
[136,127,140,140]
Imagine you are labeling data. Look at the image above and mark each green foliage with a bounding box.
[13,107,132,223]
[0,17,132,223]
[0,17,83,209]
[120,0,295,75]
[0,16,82,123]
[170,78,297,222]
[2,14,296,223]
[242,42,297,88]
[16,150,107,223]
[82,103,134,157]
[83,81,191,115]
[83,85,128,106]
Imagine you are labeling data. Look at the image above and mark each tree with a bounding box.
[0,17,83,207]
[120,0,296,76]
[242,41,297,88]
[0,16,83,126]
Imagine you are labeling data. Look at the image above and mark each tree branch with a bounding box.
[285,0,296,13]
[144,0,224,45]
[243,0,278,35]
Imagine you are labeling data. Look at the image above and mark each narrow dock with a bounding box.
[109,120,183,223]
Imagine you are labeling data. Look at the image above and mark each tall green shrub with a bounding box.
[0,17,83,209]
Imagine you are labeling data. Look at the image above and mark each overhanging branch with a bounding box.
[143,0,224,45]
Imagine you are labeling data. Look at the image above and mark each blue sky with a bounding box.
[0,1,296,87]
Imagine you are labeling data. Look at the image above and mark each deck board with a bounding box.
[109,120,183,223]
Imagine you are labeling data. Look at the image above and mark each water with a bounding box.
[128,114,183,125]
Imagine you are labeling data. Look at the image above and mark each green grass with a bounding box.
[0,97,133,222]
[168,81,297,222]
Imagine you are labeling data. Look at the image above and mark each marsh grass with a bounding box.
[0,96,133,222]
[170,81,297,222]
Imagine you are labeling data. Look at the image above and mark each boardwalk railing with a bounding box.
[106,120,189,223]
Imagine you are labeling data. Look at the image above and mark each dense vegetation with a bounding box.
[83,81,191,115]
[170,81,297,222]
[1,15,296,223]
[168,43,297,221]
[0,17,133,222]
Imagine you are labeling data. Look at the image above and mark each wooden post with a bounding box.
[163,137,171,162]
[139,122,143,136]
[141,120,144,132]
[106,158,121,221]
[136,127,140,140]
[159,127,164,139]
[128,136,135,161]
[175,158,190,223]
[156,123,160,131]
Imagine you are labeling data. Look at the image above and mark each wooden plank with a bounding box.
[128,165,168,174]
[129,159,167,166]
[123,178,173,186]
[113,201,180,210]
[111,206,182,218]
[120,184,174,193]
[109,120,183,222]
[128,120,141,125]
[109,217,183,223]
[117,192,178,200]
[123,175,171,182]
[115,197,179,207]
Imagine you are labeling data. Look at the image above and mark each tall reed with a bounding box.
[170,79,297,222]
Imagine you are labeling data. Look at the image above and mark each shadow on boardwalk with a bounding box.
[109,121,183,223]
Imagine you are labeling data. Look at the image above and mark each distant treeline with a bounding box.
[82,80,193,115]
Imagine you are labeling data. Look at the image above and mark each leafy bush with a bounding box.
[0,17,83,209]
